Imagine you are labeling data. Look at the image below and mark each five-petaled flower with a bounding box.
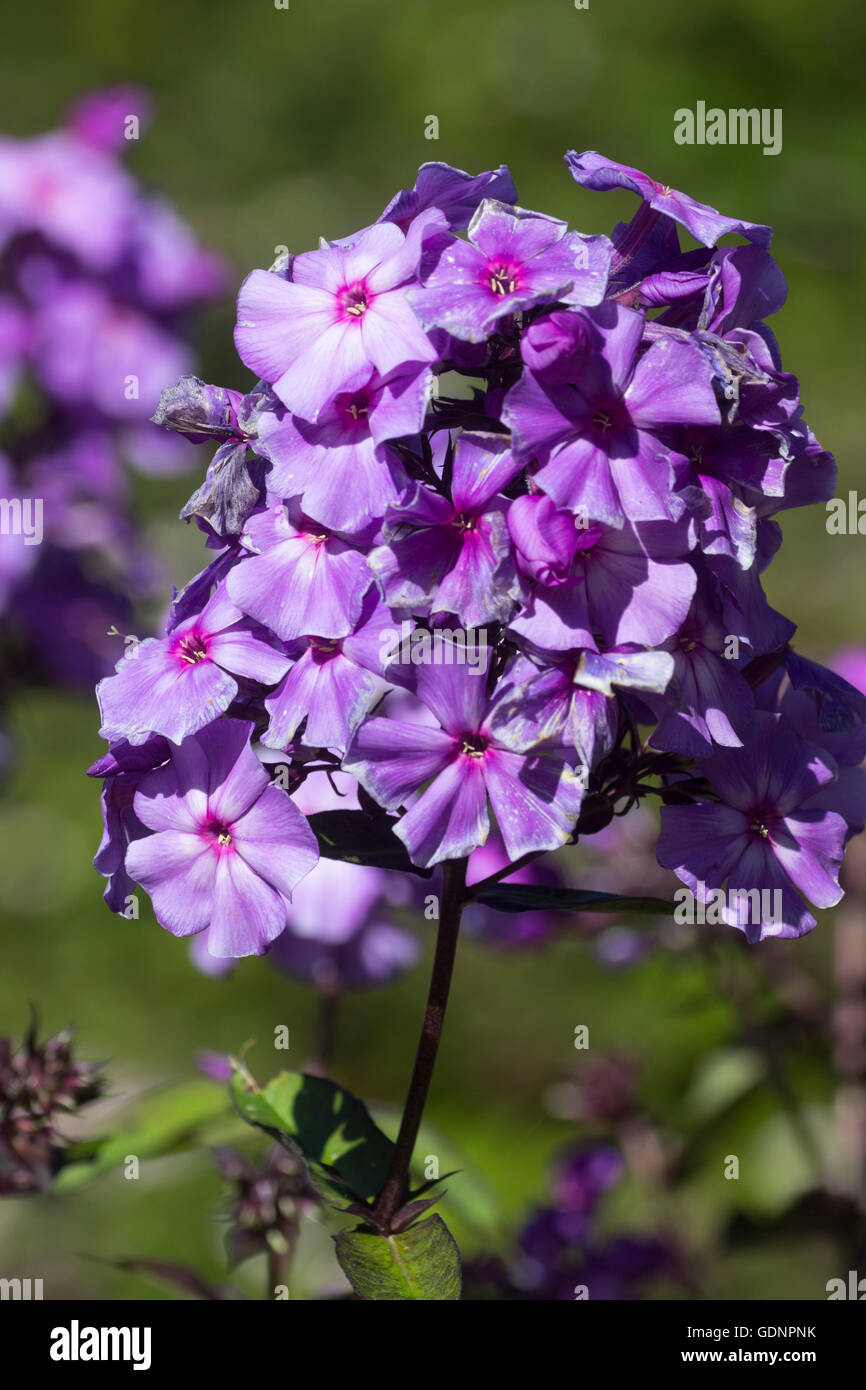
[125,719,318,956]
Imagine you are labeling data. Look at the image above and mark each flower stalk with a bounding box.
[372,857,468,1230]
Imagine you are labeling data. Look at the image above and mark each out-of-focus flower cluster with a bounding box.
[463,1141,678,1300]
[0,1018,104,1194]
[90,151,866,970]
[0,88,223,690]
[213,1144,321,1267]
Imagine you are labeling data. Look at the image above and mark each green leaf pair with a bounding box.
[231,1064,462,1301]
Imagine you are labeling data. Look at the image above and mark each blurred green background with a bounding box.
[0,0,864,1299]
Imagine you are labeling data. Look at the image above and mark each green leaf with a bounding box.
[474,883,672,915]
[334,1214,461,1300]
[231,1067,394,1203]
[54,1080,231,1191]
[680,1047,766,1125]
[308,810,432,878]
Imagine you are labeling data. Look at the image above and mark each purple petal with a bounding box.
[413,658,491,735]
[360,293,438,375]
[206,624,291,685]
[657,802,751,882]
[227,515,370,641]
[482,747,584,860]
[231,784,318,900]
[343,717,457,810]
[264,647,378,753]
[207,851,289,957]
[395,755,490,867]
[721,840,816,941]
[770,810,845,909]
[234,270,333,386]
[125,830,216,936]
[584,547,696,647]
[565,150,772,249]
[450,431,522,512]
[625,338,720,430]
[97,640,238,746]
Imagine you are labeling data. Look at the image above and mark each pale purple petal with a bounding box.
[770,810,845,909]
[482,747,584,861]
[231,783,319,899]
[625,338,720,430]
[207,851,289,957]
[264,647,378,753]
[395,755,490,867]
[343,718,457,809]
[125,830,216,937]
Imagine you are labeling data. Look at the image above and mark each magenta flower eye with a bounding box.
[338,282,371,318]
[460,734,488,758]
[309,637,339,657]
[174,631,209,665]
[205,820,233,848]
[342,394,369,422]
[484,260,522,296]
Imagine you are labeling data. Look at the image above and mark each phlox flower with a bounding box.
[97,584,290,746]
[409,199,612,342]
[226,502,371,640]
[343,658,585,869]
[504,302,720,527]
[234,213,443,422]
[125,718,318,956]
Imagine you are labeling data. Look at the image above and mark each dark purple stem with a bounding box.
[372,857,468,1229]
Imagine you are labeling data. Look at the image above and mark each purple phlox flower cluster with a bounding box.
[0,88,223,688]
[464,1141,677,1300]
[91,151,861,954]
